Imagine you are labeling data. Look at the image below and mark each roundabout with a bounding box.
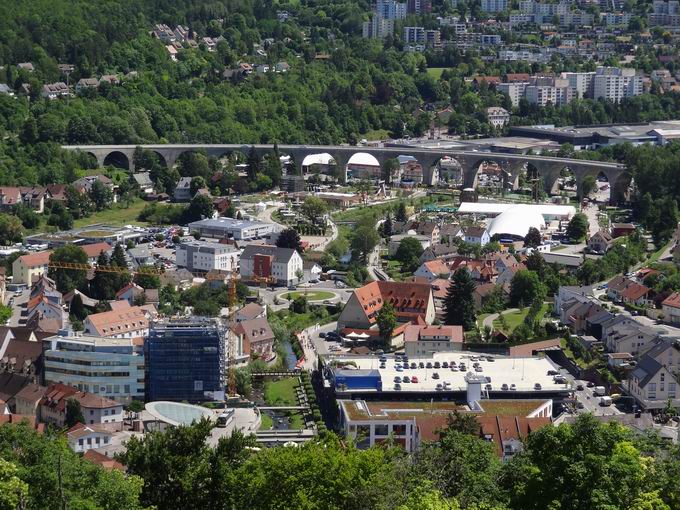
[279,290,338,302]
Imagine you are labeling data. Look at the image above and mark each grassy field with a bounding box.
[359,129,390,141]
[426,67,448,80]
[493,304,549,332]
[259,413,273,430]
[477,313,491,328]
[282,291,335,301]
[73,198,149,228]
[264,377,299,406]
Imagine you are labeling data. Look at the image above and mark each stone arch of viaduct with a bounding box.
[63,144,631,203]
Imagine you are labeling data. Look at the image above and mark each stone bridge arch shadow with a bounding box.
[549,166,578,198]
[102,150,131,171]
[462,157,526,196]
[602,169,632,205]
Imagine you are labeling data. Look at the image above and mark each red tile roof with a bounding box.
[354,281,432,324]
[18,251,52,268]
[83,450,124,471]
[662,292,680,309]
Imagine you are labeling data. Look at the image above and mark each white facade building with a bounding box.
[592,67,643,103]
[43,332,145,403]
[481,0,508,12]
[187,217,277,240]
[176,240,240,272]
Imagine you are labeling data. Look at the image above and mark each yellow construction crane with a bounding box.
[227,260,238,398]
[46,261,230,280]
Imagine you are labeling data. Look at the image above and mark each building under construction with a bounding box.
[145,319,226,402]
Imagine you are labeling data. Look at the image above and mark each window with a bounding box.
[374,424,389,436]
[90,410,94,416]
[670,383,677,398]
[78,439,83,446]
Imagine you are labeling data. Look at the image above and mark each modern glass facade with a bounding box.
[145,321,226,402]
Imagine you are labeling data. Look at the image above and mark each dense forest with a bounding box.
[1,414,679,509]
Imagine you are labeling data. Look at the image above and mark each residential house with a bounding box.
[430,278,451,319]
[73,175,115,199]
[621,282,652,307]
[83,302,151,339]
[485,106,510,127]
[473,282,502,311]
[66,423,114,453]
[39,384,124,428]
[115,283,159,307]
[413,259,451,282]
[235,303,266,323]
[132,172,154,194]
[611,223,636,238]
[419,243,459,263]
[233,317,275,358]
[83,450,124,471]
[662,292,680,324]
[403,324,463,356]
[174,177,194,201]
[41,82,70,100]
[239,245,303,286]
[626,354,679,410]
[607,352,635,369]
[588,230,613,253]
[462,226,490,246]
[76,78,99,93]
[303,261,323,283]
[337,281,436,332]
[13,384,47,417]
[439,224,463,244]
[644,337,680,373]
[388,234,431,257]
[46,184,68,203]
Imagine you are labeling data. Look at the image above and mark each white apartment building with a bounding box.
[561,71,595,98]
[43,332,145,403]
[524,77,572,106]
[239,245,304,286]
[363,17,395,38]
[592,67,643,103]
[176,240,240,272]
[481,0,508,12]
[376,0,407,19]
[497,82,527,107]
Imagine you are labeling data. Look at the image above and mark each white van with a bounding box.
[593,386,606,396]
[600,396,612,406]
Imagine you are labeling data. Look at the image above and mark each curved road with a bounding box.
[482,308,520,330]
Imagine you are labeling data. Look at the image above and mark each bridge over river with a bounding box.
[63,143,629,201]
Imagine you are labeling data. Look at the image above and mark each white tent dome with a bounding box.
[487,206,545,239]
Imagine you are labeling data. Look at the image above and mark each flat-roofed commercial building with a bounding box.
[43,331,145,404]
[187,217,277,240]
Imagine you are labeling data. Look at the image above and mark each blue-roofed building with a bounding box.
[332,369,382,391]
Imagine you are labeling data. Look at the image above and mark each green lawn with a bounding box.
[264,377,299,406]
[73,198,149,228]
[360,129,390,141]
[426,67,449,80]
[259,413,273,430]
[282,291,335,301]
[493,304,549,333]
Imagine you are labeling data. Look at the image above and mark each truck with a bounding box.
[593,386,606,396]
[600,396,612,407]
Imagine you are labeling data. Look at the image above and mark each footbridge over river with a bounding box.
[62,144,630,202]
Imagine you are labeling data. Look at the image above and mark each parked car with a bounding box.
[319,332,326,338]
[510,384,517,391]
[432,372,439,379]
[501,383,509,391]
[442,361,449,368]
[394,376,401,383]
[411,376,419,383]
[395,383,401,391]
[576,384,584,391]
[534,383,542,390]
[402,376,410,383]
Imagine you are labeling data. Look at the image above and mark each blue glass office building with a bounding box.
[145,321,226,402]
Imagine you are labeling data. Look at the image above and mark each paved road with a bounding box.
[482,309,519,330]
[572,378,623,417]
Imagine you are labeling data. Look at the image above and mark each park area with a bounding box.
[260,377,305,430]
[493,304,550,332]
[282,290,335,302]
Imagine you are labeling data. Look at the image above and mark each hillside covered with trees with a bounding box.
[2,414,679,509]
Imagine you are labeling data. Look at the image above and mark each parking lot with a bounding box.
[332,352,571,395]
